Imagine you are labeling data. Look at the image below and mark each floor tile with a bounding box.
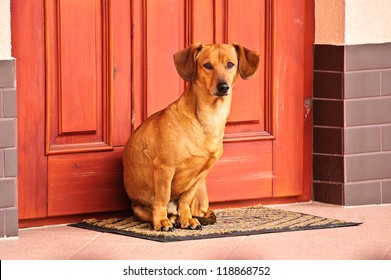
[227,234,390,260]
[70,233,246,260]
[0,225,100,260]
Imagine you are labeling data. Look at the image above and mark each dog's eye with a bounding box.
[203,63,213,70]
[226,62,235,69]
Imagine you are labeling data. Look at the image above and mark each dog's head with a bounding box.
[174,43,260,97]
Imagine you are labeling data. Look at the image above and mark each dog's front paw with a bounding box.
[179,216,202,230]
[154,219,174,232]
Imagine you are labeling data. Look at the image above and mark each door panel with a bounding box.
[45,0,113,154]
[207,141,272,202]
[58,0,100,133]
[191,0,268,137]
[227,0,265,128]
[48,148,128,216]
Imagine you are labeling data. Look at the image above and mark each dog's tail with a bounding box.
[194,209,217,225]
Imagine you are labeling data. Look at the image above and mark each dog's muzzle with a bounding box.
[215,82,229,97]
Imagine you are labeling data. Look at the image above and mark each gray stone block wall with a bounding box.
[313,43,391,206]
[0,58,18,237]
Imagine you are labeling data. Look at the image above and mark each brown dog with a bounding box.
[123,43,259,231]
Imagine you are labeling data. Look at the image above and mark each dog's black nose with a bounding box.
[216,82,229,95]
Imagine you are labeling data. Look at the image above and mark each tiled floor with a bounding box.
[1,202,390,260]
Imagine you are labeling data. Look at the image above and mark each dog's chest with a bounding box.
[172,144,221,196]
[197,104,229,141]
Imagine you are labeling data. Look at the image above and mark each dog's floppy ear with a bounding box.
[173,42,203,82]
[233,43,260,80]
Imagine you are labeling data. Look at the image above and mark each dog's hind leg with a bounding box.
[131,203,152,222]
[132,202,179,229]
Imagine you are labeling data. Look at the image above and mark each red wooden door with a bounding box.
[12,0,313,224]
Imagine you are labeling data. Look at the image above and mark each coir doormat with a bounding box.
[69,206,361,242]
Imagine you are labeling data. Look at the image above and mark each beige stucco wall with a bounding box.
[315,0,391,45]
[345,0,391,45]
[0,0,11,58]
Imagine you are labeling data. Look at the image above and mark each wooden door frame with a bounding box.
[272,0,314,201]
[12,0,48,220]
[12,0,314,226]
[301,0,315,203]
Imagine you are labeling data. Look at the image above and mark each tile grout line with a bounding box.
[222,236,249,260]
[67,231,103,260]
